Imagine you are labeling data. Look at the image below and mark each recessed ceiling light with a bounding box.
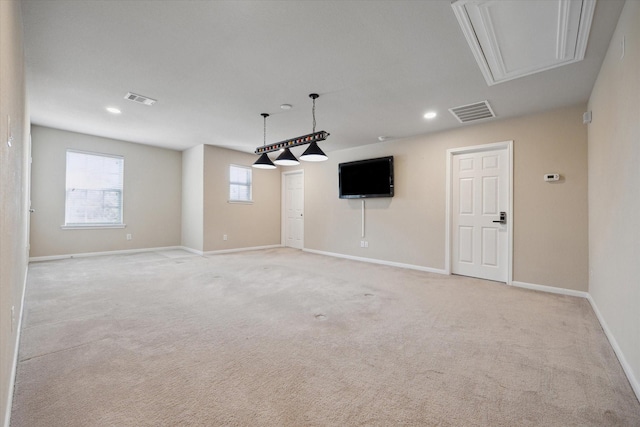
[280,104,292,110]
[106,107,121,114]
[424,111,437,119]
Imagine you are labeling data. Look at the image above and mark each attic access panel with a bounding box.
[452,0,596,86]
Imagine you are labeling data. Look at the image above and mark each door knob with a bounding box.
[492,212,506,224]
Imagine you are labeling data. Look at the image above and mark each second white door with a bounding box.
[283,171,304,249]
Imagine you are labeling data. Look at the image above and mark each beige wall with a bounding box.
[181,145,204,251]
[203,145,281,252]
[29,126,182,257]
[304,104,589,291]
[0,0,30,424]
[588,0,640,397]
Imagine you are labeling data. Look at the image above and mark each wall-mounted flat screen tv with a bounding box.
[339,156,394,199]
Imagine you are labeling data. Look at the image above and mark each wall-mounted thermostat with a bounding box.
[544,173,560,182]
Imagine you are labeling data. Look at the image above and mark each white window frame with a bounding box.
[62,149,126,229]
[228,164,253,204]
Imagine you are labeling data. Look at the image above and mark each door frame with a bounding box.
[445,141,513,284]
[25,132,32,258]
[281,169,304,248]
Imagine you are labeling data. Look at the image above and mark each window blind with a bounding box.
[65,150,124,225]
[229,165,252,202]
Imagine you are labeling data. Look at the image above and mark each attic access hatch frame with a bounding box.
[451,0,596,86]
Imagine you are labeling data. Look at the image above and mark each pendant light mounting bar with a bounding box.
[255,130,330,154]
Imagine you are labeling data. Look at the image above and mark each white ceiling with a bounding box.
[20,0,624,154]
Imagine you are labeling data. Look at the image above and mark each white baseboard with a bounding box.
[203,244,283,256]
[21,246,640,406]
[180,246,204,256]
[587,294,640,403]
[302,248,448,275]
[300,253,638,402]
[28,244,286,262]
[512,280,638,403]
[29,246,186,262]
[4,266,28,427]
[511,280,589,298]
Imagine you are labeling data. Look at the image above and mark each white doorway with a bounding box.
[446,141,513,283]
[282,170,304,249]
[26,132,33,258]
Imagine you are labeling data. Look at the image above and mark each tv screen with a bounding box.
[339,156,394,199]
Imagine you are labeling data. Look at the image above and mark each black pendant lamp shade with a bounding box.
[253,113,276,169]
[274,147,300,166]
[300,140,327,162]
[253,152,276,169]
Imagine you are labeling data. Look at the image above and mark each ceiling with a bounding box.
[20,0,624,155]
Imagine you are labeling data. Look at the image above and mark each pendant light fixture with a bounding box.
[253,92,330,166]
[300,94,328,162]
[252,113,277,169]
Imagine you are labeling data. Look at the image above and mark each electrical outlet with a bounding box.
[126,233,132,240]
[360,240,364,248]
[364,241,369,248]
[7,115,13,148]
[223,234,228,241]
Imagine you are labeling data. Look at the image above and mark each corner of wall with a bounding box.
[1,1,30,425]
[586,0,640,403]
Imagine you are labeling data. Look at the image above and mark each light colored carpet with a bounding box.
[10,248,640,426]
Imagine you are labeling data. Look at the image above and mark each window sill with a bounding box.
[228,200,254,205]
[61,224,126,230]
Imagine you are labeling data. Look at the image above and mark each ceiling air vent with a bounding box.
[124,92,157,106]
[449,100,495,123]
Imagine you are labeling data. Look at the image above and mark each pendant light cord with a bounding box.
[312,97,316,134]
[261,113,269,148]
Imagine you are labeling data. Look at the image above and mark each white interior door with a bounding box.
[283,171,304,249]
[452,147,509,282]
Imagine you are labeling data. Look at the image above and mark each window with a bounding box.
[65,150,124,226]
[229,164,252,202]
